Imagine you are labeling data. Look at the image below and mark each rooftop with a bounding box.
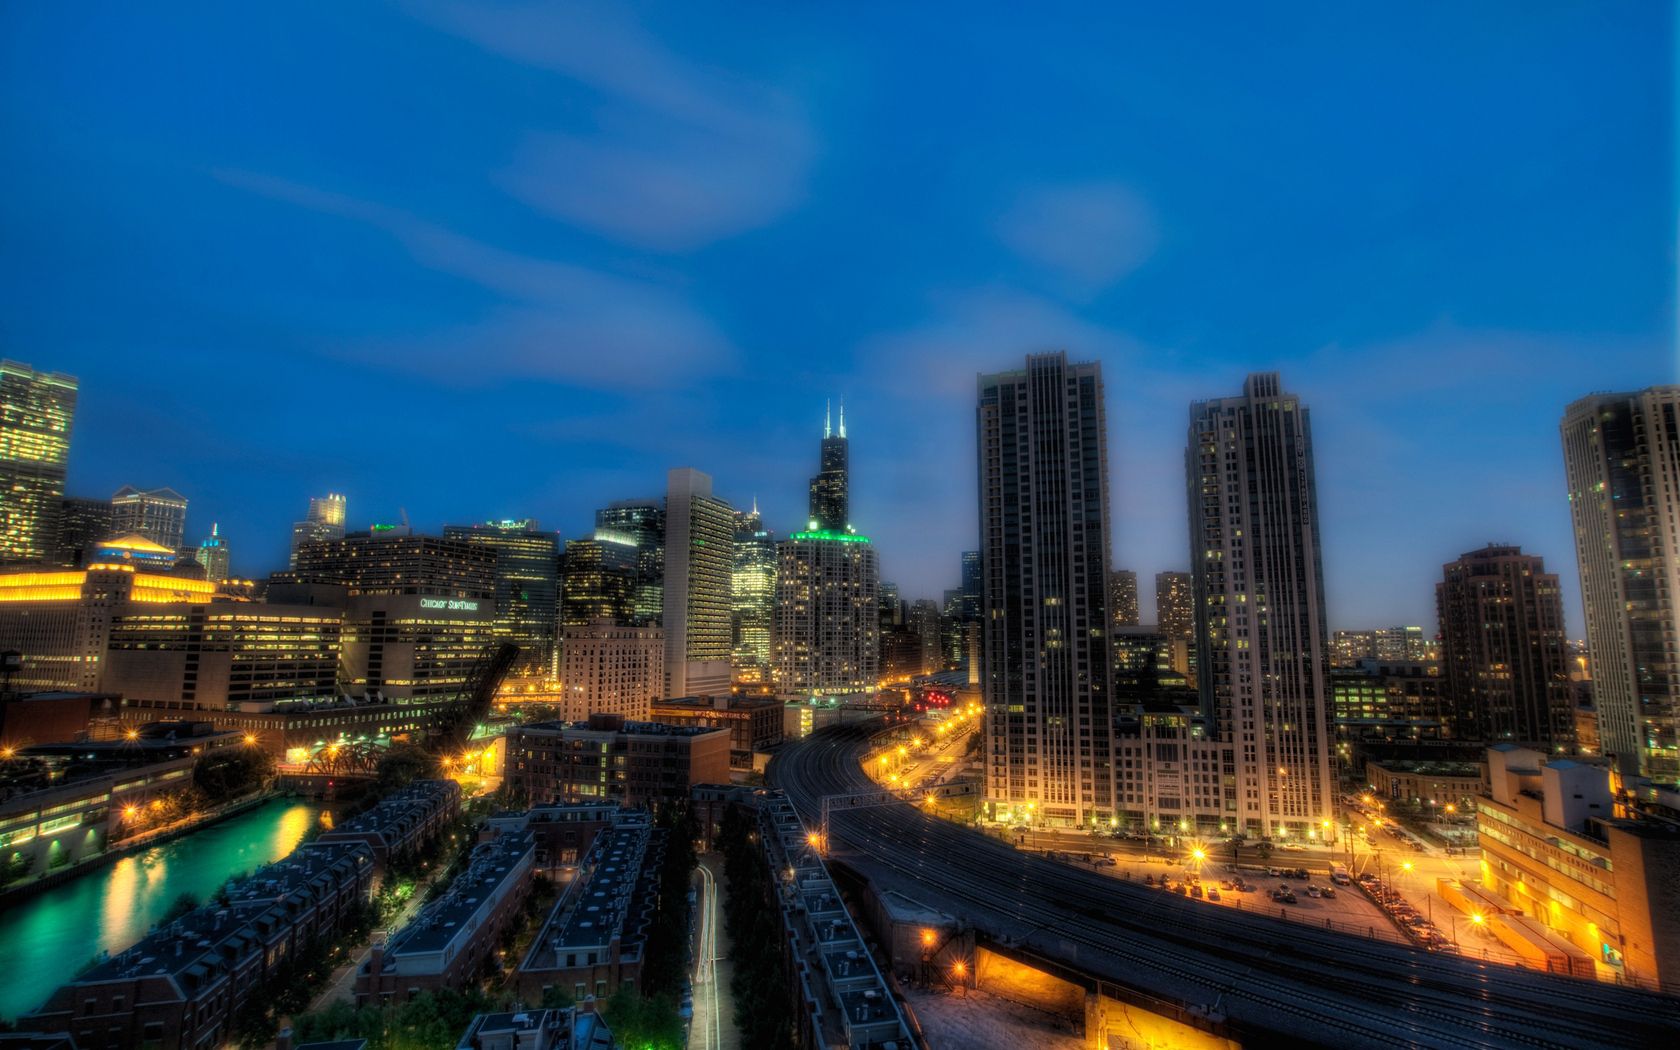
[385,832,535,958]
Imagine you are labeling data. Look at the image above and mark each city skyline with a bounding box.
[2,5,1671,630]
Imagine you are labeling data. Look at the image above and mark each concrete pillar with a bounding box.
[1085,991,1109,1050]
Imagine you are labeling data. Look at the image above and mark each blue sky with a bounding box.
[1,2,1673,629]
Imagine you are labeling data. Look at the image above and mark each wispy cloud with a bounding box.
[997,182,1159,295]
[409,0,815,252]
[216,169,734,388]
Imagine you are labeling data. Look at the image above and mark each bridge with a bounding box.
[767,722,1680,1049]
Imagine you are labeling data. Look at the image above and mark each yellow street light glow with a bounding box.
[243,733,256,746]
[952,960,967,977]
[1192,848,1206,862]
[125,729,139,741]
[1470,912,1486,926]
[921,929,935,947]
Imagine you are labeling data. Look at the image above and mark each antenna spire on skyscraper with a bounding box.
[839,397,846,438]
[825,399,832,439]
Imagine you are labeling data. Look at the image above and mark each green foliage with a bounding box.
[601,986,684,1050]
[719,804,795,1050]
[641,806,698,998]
[193,747,276,800]
[163,891,199,923]
[375,744,438,794]
[290,988,495,1050]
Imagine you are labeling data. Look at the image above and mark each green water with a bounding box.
[0,797,325,1023]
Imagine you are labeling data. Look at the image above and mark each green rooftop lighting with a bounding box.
[790,529,872,543]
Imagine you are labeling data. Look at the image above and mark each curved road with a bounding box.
[768,722,1680,1050]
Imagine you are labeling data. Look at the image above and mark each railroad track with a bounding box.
[769,722,1680,1049]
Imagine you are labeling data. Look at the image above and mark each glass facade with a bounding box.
[0,360,77,565]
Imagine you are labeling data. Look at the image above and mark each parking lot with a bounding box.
[1037,849,1411,944]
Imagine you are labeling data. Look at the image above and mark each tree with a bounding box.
[376,744,438,793]
[163,891,199,923]
[194,747,275,800]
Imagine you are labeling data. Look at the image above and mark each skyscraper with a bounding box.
[561,538,637,627]
[774,415,879,694]
[978,352,1116,826]
[731,501,777,684]
[194,523,231,582]
[1188,372,1333,840]
[663,468,734,697]
[959,550,982,621]
[56,496,112,567]
[1436,544,1574,748]
[1108,569,1140,627]
[1,360,77,564]
[444,520,562,679]
[1561,387,1680,781]
[1155,571,1194,641]
[807,399,849,531]
[594,500,664,626]
[773,531,880,693]
[290,493,347,568]
[110,486,188,551]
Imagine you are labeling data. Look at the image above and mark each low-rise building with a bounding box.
[0,721,241,881]
[483,802,621,878]
[649,694,783,769]
[504,715,729,810]
[1477,745,1680,991]
[1365,758,1485,810]
[25,841,374,1050]
[516,815,661,1004]
[356,831,536,1005]
[454,1005,615,1050]
[316,779,461,872]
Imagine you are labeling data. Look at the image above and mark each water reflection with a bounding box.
[0,799,323,1023]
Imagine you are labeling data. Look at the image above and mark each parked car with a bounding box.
[1206,888,1221,901]
[1281,842,1307,852]
[1320,886,1336,899]
[1306,885,1322,898]
[1191,884,1204,898]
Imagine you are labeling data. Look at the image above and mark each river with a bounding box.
[0,797,326,1022]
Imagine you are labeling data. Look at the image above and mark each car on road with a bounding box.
[1320,886,1336,899]
[1092,855,1116,867]
[1206,888,1221,901]
[1280,842,1307,852]
[1306,885,1322,898]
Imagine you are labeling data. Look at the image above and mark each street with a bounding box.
[689,854,737,1050]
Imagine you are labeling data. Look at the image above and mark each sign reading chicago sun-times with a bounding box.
[419,598,480,611]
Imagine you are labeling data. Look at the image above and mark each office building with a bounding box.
[193,523,230,582]
[0,539,218,692]
[1109,570,1140,628]
[662,468,734,698]
[593,499,664,626]
[109,486,188,552]
[559,620,663,721]
[1437,544,1574,749]
[1332,630,1378,666]
[1189,372,1335,841]
[1155,571,1193,642]
[1561,388,1680,783]
[55,496,111,568]
[1376,625,1427,662]
[772,416,879,695]
[731,501,777,684]
[504,714,730,810]
[561,538,637,627]
[1479,745,1680,992]
[978,352,1117,826]
[807,399,849,530]
[959,550,982,621]
[908,598,942,676]
[289,493,346,568]
[276,531,497,701]
[0,361,77,565]
[651,693,785,767]
[444,520,561,678]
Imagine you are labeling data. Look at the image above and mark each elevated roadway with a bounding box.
[768,722,1680,1049]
